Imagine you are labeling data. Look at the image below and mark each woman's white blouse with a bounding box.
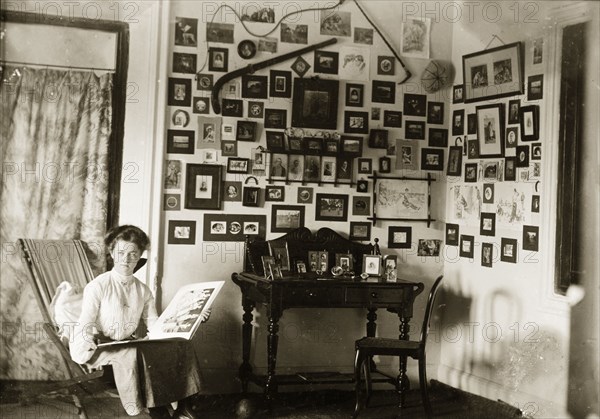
[70,269,158,364]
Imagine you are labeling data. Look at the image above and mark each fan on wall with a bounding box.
[421,60,454,93]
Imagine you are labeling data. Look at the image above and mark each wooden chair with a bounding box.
[353,275,444,418]
[17,239,148,418]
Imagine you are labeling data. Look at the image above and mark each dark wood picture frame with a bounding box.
[447,146,463,176]
[227,157,250,174]
[271,205,305,233]
[421,148,444,171]
[476,103,505,158]
[264,108,287,129]
[501,238,518,263]
[208,47,229,72]
[480,212,496,236]
[344,111,369,134]
[459,235,475,258]
[167,220,196,245]
[269,70,292,98]
[345,83,364,107]
[313,49,339,74]
[168,78,192,107]
[383,110,402,128]
[372,80,396,104]
[185,164,222,210]
[236,120,257,142]
[405,120,425,140]
[315,193,349,222]
[446,223,459,246]
[520,105,539,142]
[241,74,268,99]
[388,226,412,249]
[291,78,339,130]
[167,130,195,154]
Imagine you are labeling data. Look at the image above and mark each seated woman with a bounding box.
[70,225,205,419]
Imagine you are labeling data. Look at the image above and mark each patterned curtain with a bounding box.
[0,66,112,380]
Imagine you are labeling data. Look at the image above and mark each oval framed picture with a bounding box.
[238,40,257,59]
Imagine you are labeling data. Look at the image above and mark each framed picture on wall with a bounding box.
[208,47,229,72]
[520,105,539,142]
[271,205,305,233]
[241,75,268,99]
[291,78,339,129]
[476,103,505,158]
[388,226,412,249]
[168,78,192,107]
[349,222,371,241]
[344,111,369,134]
[315,193,349,221]
[167,220,196,245]
[269,70,292,98]
[345,83,364,107]
[184,164,222,210]
[167,130,195,154]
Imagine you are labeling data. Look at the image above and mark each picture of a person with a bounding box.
[271,158,287,177]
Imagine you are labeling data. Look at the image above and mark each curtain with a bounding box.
[0,66,113,380]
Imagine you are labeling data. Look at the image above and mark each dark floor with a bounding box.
[0,380,524,418]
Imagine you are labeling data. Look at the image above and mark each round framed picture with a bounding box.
[238,40,257,59]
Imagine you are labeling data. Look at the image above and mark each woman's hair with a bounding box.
[104,225,150,252]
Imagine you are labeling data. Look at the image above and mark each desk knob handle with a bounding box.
[371,292,378,299]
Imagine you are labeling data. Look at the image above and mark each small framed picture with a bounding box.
[196,73,213,91]
[265,185,285,202]
[452,109,465,136]
[483,183,495,204]
[242,187,261,207]
[383,255,398,282]
[322,139,339,156]
[523,225,539,251]
[341,136,363,157]
[481,243,493,268]
[252,148,265,169]
[271,205,305,233]
[269,241,291,271]
[163,194,181,211]
[173,52,197,74]
[248,101,264,118]
[467,113,477,135]
[236,120,257,142]
[501,238,518,263]
[227,157,250,174]
[208,47,229,72]
[397,140,419,171]
[344,111,369,134]
[520,105,539,142]
[265,131,286,152]
[527,74,543,101]
[532,195,540,213]
[242,75,268,99]
[363,254,382,276]
[321,156,337,182]
[336,157,353,182]
[222,99,243,117]
[314,49,339,74]
[405,120,426,140]
[508,99,520,124]
[383,110,402,128]
[453,84,464,103]
[335,253,354,272]
[264,108,287,129]
[480,212,496,236]
[459,235,475,258]
[371,108,381,120]
[421,148,444,171]
[168,78,192,107]
[418,239,442,257]
[223,181,242,202]
[356,179,369,193]
[504,157,517,181]
[295,260,307,274]
[516,145,530,167]
[288,155,304,181]
[379,156,391,173]
[303,155,321,182]
[289,137,305,154]
[352,196,370,216]
[358,158,372,174]
[388,226,412,249]
[372,80,396,103]
[476,103,505,158]
[345,83,364,107]
[349,222,371,241]
[506,126,519,148]
[369,129,389,149]
[428,128,448,148]
[465,163,478,182]
[297,186,313,204]
[304,137,323,155]
[270,153,289,180]
[403,93,427,116]
[269,70,292,98]
[167,220,196,245]
[171,109,190,128]
[446,223,459,246]
[377,56,395,75]
[531,143,542,160]
[238,39,257,59]
[192,97,210,115]
[315,193,349,222]
[427,102,444,125]
[447,146,463,176]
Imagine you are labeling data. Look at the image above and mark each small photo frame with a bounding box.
[265,185,285,202]
[527,74,543,101]
[531,143,542,160]
[341,136,363,157]
[171,109,190,127]
[421,148,444,171]
[345,83,364,107]
[303,155,321,182]
[362,254,382,276]
[304,137,324,155]
[383,255,398,282]
[501,238,518,263]
[464,163,478,182]
[336,157,353,181]
[269,241,291,271]
[504,157,517,181]
[167,130,194,154]
[520,105,539,142]
[168,78,192,107]
[314,50,339,74]
[446,223,459,246]
[297,186,313,204]
[516,145,529,167]
[405,120,425,140]
[335,253,354,272]
[242,187,261,207]
[476,103,505,158]
[227,158,250,174]
[261,255,276,279]
[163,194,181,211]
[453,84,464,103]
[397,140,419,171]
[532,195,540,213]
[356,179,369,193]
[196,73,213,91]
[269,70,292,98]
[349,222,371,241]
[418,240,442,257]
[242,75,268,99]
[251,148,265,170]
[238,39,257,59]
[379,156,391,173]
[223,181,242,202]
[377,56,395,75]
[508,99,520,124]
[222,99,243,117]
[315,193,349,222]
[264,108,287,129]
[175,17,198,46]
[447,146,463,177]
[270,153,289,180]
[452,109,465,136]
[289,137,305,154]
[248,101,264,118]
[480,212,496,236]
[467,113,477,135]
[427,102,444,125]
[323,139,339,156]
[388,226,412,249]
[352,196,370,216]
[506,126,519,148]
[265,131,286,152]
[193,97,210,114]
[403,93,427,116]
[321,156,337,182]
[288,155,305,181]
[428,128,448,148]
[369,129,389,149]
[483,183,495,204]
[208,47,229,72]
[168,220,196,245]
[172,52,196,74]
[358,158,372,174]
[271,205,305,233]
[523,225,539,252]
[467,140,480,159]
[459,235,475,258]
[236,120,257,142]
[344,111,369,134]
[296,260,307,274]
[481,243,494,268]
[383,110,402,128]
[185,164,222,210]
[372,80,396,103]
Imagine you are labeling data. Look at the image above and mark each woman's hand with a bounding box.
[200,309,211,323]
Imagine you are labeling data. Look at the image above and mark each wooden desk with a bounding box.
[231,272,424,401]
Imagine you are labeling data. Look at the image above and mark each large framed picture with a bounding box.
[291,78,339,129]
[271,205,305,233]
[462,42,524,103]
[184,164,222,210]
[315,193,349,222]
[476,103,505,158]
[376,179,428,219]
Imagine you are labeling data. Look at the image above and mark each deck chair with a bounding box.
[18,239,121,418]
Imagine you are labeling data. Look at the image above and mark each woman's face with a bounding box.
[111,239,141,276]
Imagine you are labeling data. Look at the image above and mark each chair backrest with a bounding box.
[18,239,95,325]
[419,275,444,344]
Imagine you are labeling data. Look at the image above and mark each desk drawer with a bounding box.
[280,286,344,306]
[345,287,406,305]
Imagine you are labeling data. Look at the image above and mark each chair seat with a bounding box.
[356,337,420,350]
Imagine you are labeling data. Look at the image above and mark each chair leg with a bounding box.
[353,349,366,418]
[418,354,433,418]
[72,394,89,419]
[364,356,372,407]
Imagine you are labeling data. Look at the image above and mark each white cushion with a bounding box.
[50,281,83,340]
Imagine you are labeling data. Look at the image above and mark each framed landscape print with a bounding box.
[349,221,371,241]
[315,193,349,222]
[344,111,369,134]
[291,78,339,129]
[271,205,305,233]
[184,164,222,210]
[241,75,268,99]
[476,103,505,158]
[462,42,524,103]
[376,179,428,219]
[167,130,194,154]
[388,226,412,249]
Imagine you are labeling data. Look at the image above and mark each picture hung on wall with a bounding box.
[206,22,234,43]
[376,179,428,220]
[404,94,427,117]
[379,156,391,173]
[516,145,530,167]
[297,187,313,204]
[269,70,292,98]
[483,183,495,204]
[315,193,349,222]
[320,10,351,36]
[464,163,478,182]
[290,56,310,77]
[369,129,388,149]
[304,138,323,155]
[237,39,257,59]
[421,148,444,171]
[467,139,479,159]
[247,101,264,118]
[271,205,305,233]
[197,116,221,148]
[482,160,502,181]
[196,73,213,91]
[280,23,308,44]
[201,149,218,164]
[371,108,380,121]
[428,128,448,148]
[532,195,540,213]
[527,74,543,101]
[417,239,441,256]
[270,153,288,181]
[459,235,475,258]
[427,102,444,124]
[304,155,321,182]
[227,157,250,174]
[193,97,210,115]
[236,121,257,142]
[323,139,339,156]
[388,226,412,249]
[288,155,304,181]
[504,157,517,181]
[446,223,459,246]
[531,143,542,160]
[185,164,222,210]
[164,160,182,190]
[175,17,198,46]
[168,78,191,107]
[171,109,190,128]
[336,157,353,182]
[358,158,372,174]
[223,181,242,202]
[341,136,363,157]
[396,140,419,170]
[241,75,268,99]
[163,194,180,211]
[345,83,364,107]
[251,148,265,170]
[221,123,235,141]
[462,42,524,103]
[453,84,464,103]
[467,113,477,135]
[242,187,260,207]
[222,99,243,117]
[352,195,370,216]
[321,156,337,182]
[372,80,396,103]
[344,111,369,134]
[349,222,371,241]
[203,214,266,242]
[519,105,539,142]
[446,146,463,176]
[401,17,431,59]
[476,103,505,158]
[167,220,196,245]
[264,108,287,129]
[265,131,286,152]
[339,46,370,81]
[167,130,194,154]
[356,180,369,193]
[383,110,402,128]
[452,109,465,136]
[506,126,518,148]
[292,78,339,129]
[208,47,229,72]
[508,99,520,124]
[289,137,304,154]
[481,243,493,268]
[405,120,425,140]
[354,27,373,45]
[523,225,539,251]
[480,212,496,236]
[172,52,196,74]
[265,185,285,202]
[377,56,395,75]
[314,50,339,74]
[501,238,518,263]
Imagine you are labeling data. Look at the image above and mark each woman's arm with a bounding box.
[69,282,102,364]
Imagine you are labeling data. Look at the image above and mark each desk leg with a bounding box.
[397,314,412,407]
[265,312,281,403]
[240,301,255,394]
[367,308,377,371]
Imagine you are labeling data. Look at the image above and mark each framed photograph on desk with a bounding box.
[362,254,382,276]
[269,241,290,271]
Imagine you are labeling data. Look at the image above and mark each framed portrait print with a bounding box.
[379,156,391,173]
[462,42,524,103]
[446,146,463,176]
[519,105,539,142]
[516,145,530,167]
[396,140,419,171]
[208,47,229,72]
[358,158,372,174]
[288,155,305,181]
[349,222,371,241]
[242,187,261,207]
[291,78,339,129]
[315,193,349,221]
[269,70,292,98]
[241,75,268,99]
[465,163,478,182]
[501,238,518,263]
[271,205,305,233]
[167,220,196,245]
[504,157,517,181]
[344,111,369,134]
[270,153,289,181]
[459,235,475,258]
[421,148,444,171]
[388,226,412,249]
[453,84,464,103]
[345,83,364,107]
[481,242,493,268]
[304,155,321,182]
[480,212,496,236]
[527,74,543,101]
[168,78,192,107]
[321,156,337,182]
[167,130,194,154]
[476,103,505,158]
[185,164,222,210]
[171,109,190,127]
[452,109,464,136]
[508,99,520,124]
[363,255,382,276]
